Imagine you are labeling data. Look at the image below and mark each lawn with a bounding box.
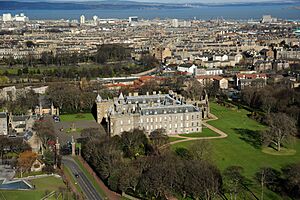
[172,102,300,199]
[168,137,185,143]
[1,176,69,200]
[60,113,95,122]
[179,127,219,138]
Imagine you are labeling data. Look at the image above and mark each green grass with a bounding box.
[172,102,300,200]
[262,147,297,156]
[60,113,95,122]
[168,137,185,142]
[15,171,45,178]
[179,128,219,138]
[66,128,83,133]
[74,157,107,198]
[1,176,68,200]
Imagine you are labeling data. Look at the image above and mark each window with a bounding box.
[192,122,194,126]
[181,116,183,120]
[121,128,123,132]
[192,115,194,120]
[169,124,172,129]
[151,118,153,122]
[140,119,143,123]
[186,116,189,120]
[147,118,149,122]
[120,120,123,125]
[181,123,183,127]
[160,117,162,122]
[175,124,177,128]
[128,119,131,124]
[186,122,189,127]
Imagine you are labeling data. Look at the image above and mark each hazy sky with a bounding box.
[29,0,297,3]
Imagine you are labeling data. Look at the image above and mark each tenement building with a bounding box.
[96,91,209,136]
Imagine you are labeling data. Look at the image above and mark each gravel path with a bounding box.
[167,113,228,146]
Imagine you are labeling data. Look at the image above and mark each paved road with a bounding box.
[62,156,102,200]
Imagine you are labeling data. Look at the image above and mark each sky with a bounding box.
[20,0,299,3]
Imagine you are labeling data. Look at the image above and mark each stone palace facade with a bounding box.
[96,91,209,136]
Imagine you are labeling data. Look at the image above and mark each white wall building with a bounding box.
[2,13,12,22]
[80,15,85,24]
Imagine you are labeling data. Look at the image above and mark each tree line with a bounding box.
[81,128,222,199]
[80,127,300,199]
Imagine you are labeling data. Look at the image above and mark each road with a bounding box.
[62,156,103,200]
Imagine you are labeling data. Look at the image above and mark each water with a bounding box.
[0,180,32,190]
[0,4,300,20]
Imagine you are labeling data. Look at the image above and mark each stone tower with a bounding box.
[95,94,113,124]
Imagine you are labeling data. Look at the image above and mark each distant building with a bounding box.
[0,112,8,136]
[96,91,209,136]
[196,75,228,90]
[14,13,28,22]
[129,16,138,23]
[80,15,85,24]
[235,73,267,89]
[261,15,277,23]
[172,19,179,28]
[2,13,12,22]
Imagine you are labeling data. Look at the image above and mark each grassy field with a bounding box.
[179,127,219,138]
[172,102,300,199]
[168,137,185,142]
[0,65,102,76]
[173,102,300,177]
[1,176,69,200]
[60,113,95,122]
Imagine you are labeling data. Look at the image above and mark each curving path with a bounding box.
[167,113,228,146]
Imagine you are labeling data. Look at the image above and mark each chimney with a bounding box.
[128,93,132,97]
[153,91,157,95]
[134,92,139,96]
[146,92,149,96]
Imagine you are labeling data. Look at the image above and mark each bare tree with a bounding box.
[264,113,297,151]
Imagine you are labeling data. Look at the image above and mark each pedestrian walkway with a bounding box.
[167,113,228,146]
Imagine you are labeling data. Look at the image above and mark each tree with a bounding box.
[184,160,222,200]
[140,54,159,67]
[223,166,246,200]
[264,113,297,151]
[120,129,148,158]
[182,79,204,101]
[149,129,168,150]
[33,119,56,149]
[25,40,35,48]
[17,151,37,176]
[255,167,281,200]
[282,163,300,199]
[189,140,212,161]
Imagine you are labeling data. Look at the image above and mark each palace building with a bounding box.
[96,91,209,136]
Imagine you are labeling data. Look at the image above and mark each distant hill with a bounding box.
[0,0,188,10]
[0,0,298,10]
